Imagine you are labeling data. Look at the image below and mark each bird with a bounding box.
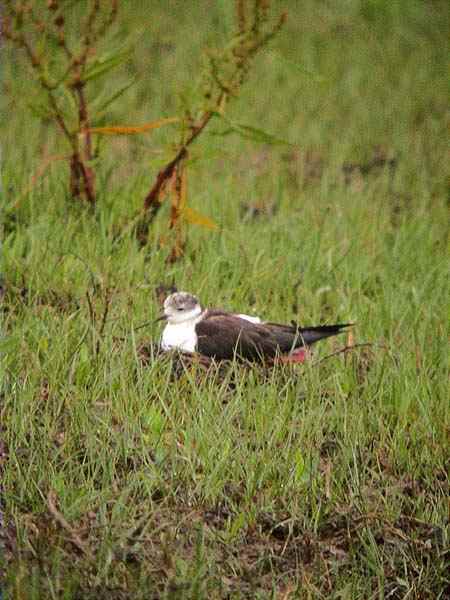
[156,292,352,363]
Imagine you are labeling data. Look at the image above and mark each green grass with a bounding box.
[1,1,449,598]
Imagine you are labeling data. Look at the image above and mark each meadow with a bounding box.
[1,1,449,598]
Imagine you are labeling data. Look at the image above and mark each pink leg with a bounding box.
[275,348,308,364]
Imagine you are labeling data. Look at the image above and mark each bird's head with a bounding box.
[156,292,202,324]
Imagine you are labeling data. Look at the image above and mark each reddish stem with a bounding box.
[143,110,213,215]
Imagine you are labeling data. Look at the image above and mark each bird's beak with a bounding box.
[154,313,168,323]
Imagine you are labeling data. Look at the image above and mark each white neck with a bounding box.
[161,308,204,353]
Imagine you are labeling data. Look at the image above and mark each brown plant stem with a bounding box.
[74,81,96,203]
[136,108,217,246]
[47,491,91,557]
[167,165,186,263]
[3,0,118,206]
[143,109,214,213]
[70,153,82,198]
[311,343,383,366]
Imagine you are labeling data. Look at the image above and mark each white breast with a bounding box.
[161,320,198,353]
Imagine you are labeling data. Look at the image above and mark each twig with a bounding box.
[13,153,69,209]
[85,290,95,328]
[236,0,247,35]
[311,342,382,366]
[96,287,112,356]
[47,491,90,557]
[132,320,154,332]
[136,111,215,246]
[143,109,215,212]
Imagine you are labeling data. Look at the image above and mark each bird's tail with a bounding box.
[297,323,353,346]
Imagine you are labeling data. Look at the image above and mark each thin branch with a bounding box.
[236,0,247,35]
[143,109,215,212]
[85,290,95,329]
[311,343,384,366]
[13,153,69,209]
[45,2,73,61]
[137,104,220,247]
[47,491,91,557]
[77,156,96,204]
[79,0,100,68]
[46,91,74,143]
[96,287,112,356]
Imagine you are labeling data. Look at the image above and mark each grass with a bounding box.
[1,1,449,598]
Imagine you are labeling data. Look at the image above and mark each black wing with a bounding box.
[264,322,352,347]
[195,314,281,361]
[298,323,352,345]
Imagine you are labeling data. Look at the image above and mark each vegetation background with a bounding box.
[1,0,449,598]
